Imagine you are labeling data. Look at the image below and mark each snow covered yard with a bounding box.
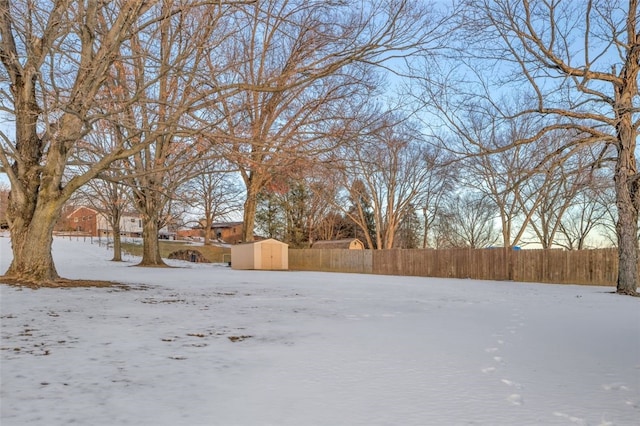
[1,237,639,425]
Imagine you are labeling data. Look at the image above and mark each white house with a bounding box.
[96,212,144,238]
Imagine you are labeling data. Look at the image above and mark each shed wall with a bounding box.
[231,239,288,270]
[231,243,256,270]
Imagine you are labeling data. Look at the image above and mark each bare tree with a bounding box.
[453,108,553,249]
[305,174,352,242]
[417,147,456,249]
[205,0,448,242]
[433,192,500,249]
[181,159,244,245]
[69,116,139,261]
[523,148,598,248]
[556,176,613,250]
[342,179,378,249]
[253,176,336,247]
[313,211,351,242]
[332,112,437,249]
[395,204,422,249]
[113,1,231,266]
[79,175,132,262]
[423,0,639,294]
[594,174,622,246]
[0,0,159,283]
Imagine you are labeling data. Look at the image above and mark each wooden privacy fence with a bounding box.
[290,247,372,274]
[288,248,627,286]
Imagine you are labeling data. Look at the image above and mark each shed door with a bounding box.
[261,243,281,269]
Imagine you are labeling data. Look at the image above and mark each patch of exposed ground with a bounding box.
[0,276,134,290]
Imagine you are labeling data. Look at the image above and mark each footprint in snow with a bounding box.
[624,399,640,409]
[485,347,499,353]
[501,378,522,389]
[602,382,629,391]
[553,412,588,425]
[481,366,496,374]
[507,394,523,406]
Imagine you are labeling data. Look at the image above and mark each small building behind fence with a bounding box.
[311,238,364,250]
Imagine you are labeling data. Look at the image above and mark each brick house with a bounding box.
[210,221,244,244]
[60,206,99,235]
[178,221,244,244]
[176,228,204,240]
[53,206,143,238]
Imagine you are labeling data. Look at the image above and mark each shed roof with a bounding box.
[66,206,98,218]
[235,238,288,247]
[311,238,364,249]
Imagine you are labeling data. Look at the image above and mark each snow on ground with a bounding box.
[1,236,639,426]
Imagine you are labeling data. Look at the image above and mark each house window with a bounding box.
[74,217,78,222]
[138,220,142,227]
[130,218,136,223]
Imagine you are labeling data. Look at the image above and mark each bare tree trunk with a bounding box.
[615,175,638,294]
[613,109,639,295]
[242,188,258,242]
[422,207,429,249]
[5,200,62,282]
[3,75,67,282]
[139,214,166,266]
[0,1,158,284]
[383,217,396,250]
[203,202,213,245]
[111,219,123,262]
[2,41,62,282]
[132,185,167,266]
[203,217,212,245]
[613,31,639,295]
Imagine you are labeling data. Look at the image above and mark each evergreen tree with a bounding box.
[255,191,285,240]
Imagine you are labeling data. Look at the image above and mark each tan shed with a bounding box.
[230,239,289,270]
[311,238,365,250]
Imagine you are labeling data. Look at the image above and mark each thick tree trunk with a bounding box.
[203,215,212,245]
[138,214,166,266]
[241,170,269,243]
[613,43,639,295]
[614,130,639,295]
[4,200,62,282]
[111,220,123,262]
[242,193,257,243]
[383,221,395,250]
[132,185,167,267]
